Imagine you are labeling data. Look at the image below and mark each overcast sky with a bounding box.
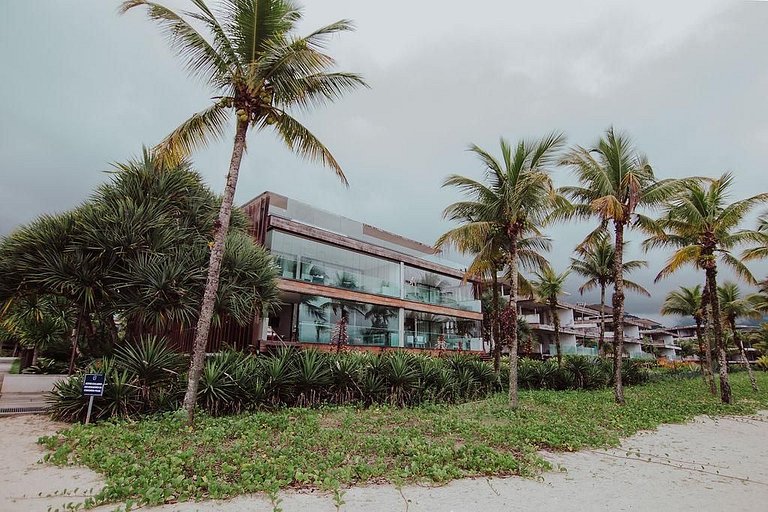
[1,0,767,324]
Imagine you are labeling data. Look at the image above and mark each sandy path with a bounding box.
[1,412,767,512]
[0,415,104,512]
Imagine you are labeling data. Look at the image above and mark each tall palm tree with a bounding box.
[530,266,570,366]
[439,133,565,408]
[644,173,768,403]
[569,235,649,357]
[121,0,365,422]
[718,282,760,391]
[660,285,716,394]
[559,127,681,404]
[436,225,548,372]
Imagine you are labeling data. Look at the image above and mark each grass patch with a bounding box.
[40,372,768,508]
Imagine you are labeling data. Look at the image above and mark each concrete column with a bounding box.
[398,307,405,347]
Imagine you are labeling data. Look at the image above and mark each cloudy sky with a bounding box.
[1,0,767,324]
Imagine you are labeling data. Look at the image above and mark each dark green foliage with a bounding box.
[518,356,642,391]
[48,348,660,423]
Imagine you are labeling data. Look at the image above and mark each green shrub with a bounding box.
[755,356,768,371]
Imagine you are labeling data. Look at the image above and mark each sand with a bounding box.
[1,412,766,512]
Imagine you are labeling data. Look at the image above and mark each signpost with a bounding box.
[82,373,105,425]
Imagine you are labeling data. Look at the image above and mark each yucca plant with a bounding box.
[198,357,240,416]
[293,349,332,406]
[384,352,420,406]
[114,335,186,407]
[262,347,297,406]
[329,352,363,404]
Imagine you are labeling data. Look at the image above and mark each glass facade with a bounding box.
[268,230,401,298]
[404,265,480,312]
[404,310,481,350]
[296,295,399,347]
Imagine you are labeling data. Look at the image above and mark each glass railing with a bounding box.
[297,320,400,347]
[562,346,599,356]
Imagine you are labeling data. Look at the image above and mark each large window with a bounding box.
[403,265,480,312]
[404,310,481,350]
[268,230,402,298]
[296,295,399,347]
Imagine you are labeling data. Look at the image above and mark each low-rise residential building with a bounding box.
[244,192,485,353]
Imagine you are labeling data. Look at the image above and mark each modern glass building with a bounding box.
[242,192,484,352]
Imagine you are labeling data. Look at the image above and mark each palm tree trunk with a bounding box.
[182,118,249,424]
[705,264,731,404]
[492,270,501,373]
[67,309,84,376]
[700,280,717,395]
[612,222,626,405]
[598,283,606,357]
[694,317,716,395]
[731,318,758,391]
[506,233,519,409]
[31,347,39,367]
[551,300,562,367]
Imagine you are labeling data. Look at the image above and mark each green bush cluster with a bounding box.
[516,356,649,390]
[47,338,657,423]
[47,337,501,422]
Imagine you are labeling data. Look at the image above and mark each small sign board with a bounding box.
[82,373,105,397]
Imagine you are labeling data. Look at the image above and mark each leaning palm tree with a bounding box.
[569,235,649,357]
[660,285,716,394]
[531,266,570,367]
[644,173,768,404]
[559,127,681,404]
[439,133,565,408]
[121,0,365,422]
[718,282,760,391]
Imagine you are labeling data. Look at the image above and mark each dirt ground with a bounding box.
[1,412,767,512]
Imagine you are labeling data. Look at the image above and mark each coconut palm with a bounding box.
[569,235,649,357]
[530,266,570,367]
[438,133,566,408]
[741,212,768,262]
[643,173,768,403]
[660,285,716,394]
[436,224,549,372]
[121,0,365,422]
[559,127,682,404]
[718,282,760,391]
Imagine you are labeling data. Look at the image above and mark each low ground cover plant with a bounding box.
[40,373,768,509]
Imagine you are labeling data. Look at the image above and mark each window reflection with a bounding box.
[404,265,478,311]
[268,230,401,298]
[404,310,481,350]
[296,295,400,347]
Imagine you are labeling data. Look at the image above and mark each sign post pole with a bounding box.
[85,395,95,425]
[82,373,105,425]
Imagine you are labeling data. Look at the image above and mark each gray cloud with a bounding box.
[1,0,766,325]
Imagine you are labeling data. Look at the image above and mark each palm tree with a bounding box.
[531,266,570,367]
[741,212,768,262]
[644,173,768,404]
[660,285,716,394]
[121,0,365,422]
[436,225,548,372]
[559,127,681,404]
[439,133,565,408]
[718,282,760,391]
[569,235,649,357]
